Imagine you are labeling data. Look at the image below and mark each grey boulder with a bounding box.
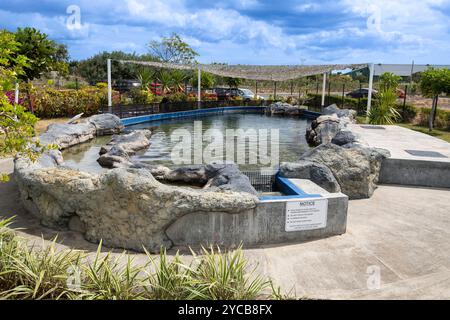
[323,104,357,121]
[149,163,258,195]
[99,130,152,155]
[300,143,390,199]
[39,122,96,149]
[265,102,302,116]
[306,114,341,146]
[279,161,341,193]
[87,113,124,135]
[97,146,132,168]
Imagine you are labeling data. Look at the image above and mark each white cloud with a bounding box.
[1,0,449,64]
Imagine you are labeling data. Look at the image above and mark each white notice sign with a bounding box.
[285,198,328,232]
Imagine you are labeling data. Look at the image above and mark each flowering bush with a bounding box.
[129,88,155,105]
[4,90,25,106]
[164,92,188,103]
[30,87,120,118]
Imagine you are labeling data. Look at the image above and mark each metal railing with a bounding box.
[101,100,276,119]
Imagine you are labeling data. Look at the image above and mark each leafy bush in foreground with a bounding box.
[0,217,282,300]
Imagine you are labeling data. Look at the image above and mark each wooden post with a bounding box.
[274,81,277,101]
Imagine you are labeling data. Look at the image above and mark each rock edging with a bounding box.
[14,114,259,252]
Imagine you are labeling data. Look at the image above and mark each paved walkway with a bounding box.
[1,159,450,299]
[349,124,450,162]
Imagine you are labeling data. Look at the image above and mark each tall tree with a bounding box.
[379,72,401,91]
[14,27,69,81]
[13,27,69,112]
[419,68,450,131]
[73,51,157,84]
[148,33,199,64]
[0,30,41,181]
[224,77,242,88]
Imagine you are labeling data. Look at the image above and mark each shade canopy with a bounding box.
[116,60,367,81]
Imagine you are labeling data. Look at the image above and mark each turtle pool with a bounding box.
[62,113,311,173]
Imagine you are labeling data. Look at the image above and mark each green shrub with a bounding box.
[367,89,401,125]
[394,103,417,122]
[413,107,450,130]
[164,92,188,103]
[30,87,120,118]
[63,81,86,90]
[0,217,281,300]
[129,88,155,105]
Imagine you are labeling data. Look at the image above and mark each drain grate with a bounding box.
[360,125,386,130]
[242,170,276,192]
[405,150,448,158]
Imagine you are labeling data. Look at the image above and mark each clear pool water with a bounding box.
[62,113,311,173]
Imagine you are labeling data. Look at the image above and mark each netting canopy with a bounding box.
[116,60,367,81]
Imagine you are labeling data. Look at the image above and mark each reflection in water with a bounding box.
[62,114,311,173]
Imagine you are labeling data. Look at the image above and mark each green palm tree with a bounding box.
[157,70,173,94]
[170,70,187,92]
[136,68,153,90]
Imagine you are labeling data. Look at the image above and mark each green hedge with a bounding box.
[31,88,120,118]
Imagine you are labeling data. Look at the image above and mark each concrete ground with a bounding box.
[349,124,450,162]
[1,158,450,299]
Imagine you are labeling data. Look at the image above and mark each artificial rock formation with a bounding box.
[14,113,259,252]
[97,130,152,168]
[306,104,358,146]
[14,159,258,251]
[279,161,341,193]
[300,143,390,199]
[282,104,390,199]
[39,113,124,150]
[265,102,306,116]
[146,163,258,195]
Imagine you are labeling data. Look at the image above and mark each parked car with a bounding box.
[113,79,140,93]
[214,87,233,100]
[239,88,265,101]
[214,87,264,101]
[346,88,378,99]
[396,88,406,99]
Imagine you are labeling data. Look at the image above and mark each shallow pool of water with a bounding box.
[63,114,311,173]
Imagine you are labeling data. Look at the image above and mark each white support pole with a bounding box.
[14,82,19,104]
[367,63,375,114]
[107,58,112,113]
[321,72,327,107]
[197,67,201,107]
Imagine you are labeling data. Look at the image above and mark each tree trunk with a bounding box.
[432,95,439,125]
[429,95,438,131]
[25,85,34,114]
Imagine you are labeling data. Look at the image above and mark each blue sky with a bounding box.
[1,0,450,64]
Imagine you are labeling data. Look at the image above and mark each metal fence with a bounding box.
[242,170,276,193]
[100,99,275,119]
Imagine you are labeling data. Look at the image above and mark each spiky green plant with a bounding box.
[367,89,401,125]
[157,70,173,94]
[191,246,270,300]
[136,68,154,89]
[0,218,288,300]
[0,236,83,300]
[144,248,197,299]
[75,241,146,300]
[170,70,187,92]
